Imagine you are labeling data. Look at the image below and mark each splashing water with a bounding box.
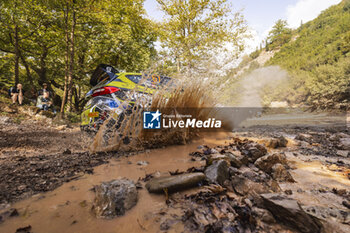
[89,77,217,153]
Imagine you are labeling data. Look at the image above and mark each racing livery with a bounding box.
[81,64,171,131]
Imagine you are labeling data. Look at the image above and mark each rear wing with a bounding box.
[90,64,119,86]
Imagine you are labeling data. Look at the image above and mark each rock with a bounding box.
[261,193,322,233]
[92,178,138,218]
[205,160,229,185]
[254,153,287,174]
[266,138,279,149]
[252,207,275,223]
[284,189,293,195]
[339,138,350,150]
[231,176,269,196]
[63,148,71,155]
[0,208,19,223]
[241,143,267,162]
[277,136,288,147]
[336,150,349,157]
[303,205,350,225]
[342,200,350,209]
[15,225,32,233]
[225,152,245,168]
[207,153,230,166]
[136,161,149,166]
[146,172,205,193]
[271,163,295,182]
[267,136,288,148]
[295,133,313,143]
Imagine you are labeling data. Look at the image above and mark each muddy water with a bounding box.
[0,132,232,233]
[282,156,350,206]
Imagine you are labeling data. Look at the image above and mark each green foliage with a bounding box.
[267,19,292,50]
[0,0,157,111]
[156,0,248,75]
[267,1,350,109]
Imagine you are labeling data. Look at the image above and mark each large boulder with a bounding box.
[146,172,205,193]
[254,153,287,174]
[261,193,322,233]
[205,160,229,185]
[92,178,138,218]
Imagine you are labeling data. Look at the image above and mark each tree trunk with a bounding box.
[19,51,33,86]
[66,0,76,112]
[14,24,19,85]
[60,1,70,115]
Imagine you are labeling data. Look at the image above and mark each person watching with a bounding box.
[10,83,24,105]
[37,91,53,111]
[38,83,51,97]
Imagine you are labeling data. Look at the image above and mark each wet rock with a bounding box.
[261,193,322,233]
[225,151,247,168]
[342,200,350,209]
[271,163,295,182]
[226,153,242,168]
[336,150,349,157]
[339,138,350,150]
[205,160,229,185]
[0,208,19,223]
[15,225,32,233]
[254,153,287,174]
[252,207,275,223]
[207,153,230,166]
[231,176,269,196]
[241,142,267,162]
[285,189,293,195]
[303,205,350,225]
[146,172,205,193]
[295,133,313,143]
[136,161,149,166]
[267,136,288,148]
[92,178,138,218]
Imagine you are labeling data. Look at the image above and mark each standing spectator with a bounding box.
[38,83,51,97]
[9,83,24,105]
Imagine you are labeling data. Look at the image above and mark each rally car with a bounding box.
[81,64,171,132]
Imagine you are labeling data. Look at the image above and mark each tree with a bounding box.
[267,19,292,48]
[156,0,248,76]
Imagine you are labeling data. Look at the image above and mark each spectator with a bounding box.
[37,91,55,113]
[9,83,24,105]
[38,83,51,97]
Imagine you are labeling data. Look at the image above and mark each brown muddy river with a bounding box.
[0,132,232,233]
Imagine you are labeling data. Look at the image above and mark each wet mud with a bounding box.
[0,113,350,232]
